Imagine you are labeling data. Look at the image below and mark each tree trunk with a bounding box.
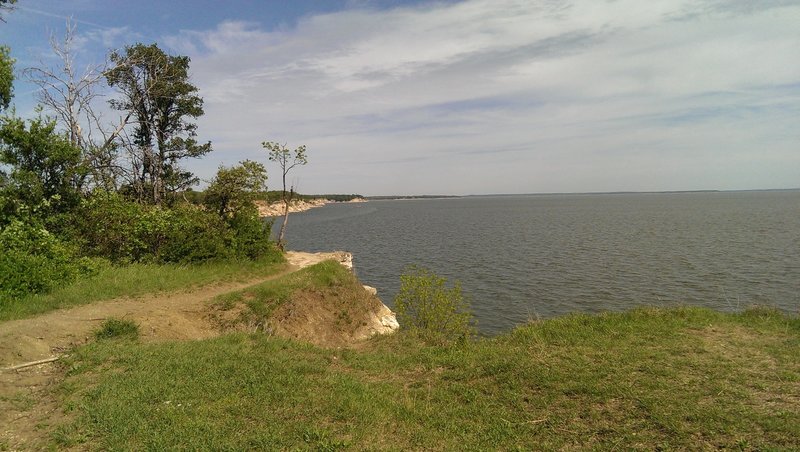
[277,201,290,251]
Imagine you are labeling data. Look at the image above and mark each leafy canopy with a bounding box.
[106,43,211,204]
[0,114,85,220]
[0,46,12,111]
[204,160,267,217]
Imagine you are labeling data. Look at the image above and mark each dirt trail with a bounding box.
[0,268,298,368]
[0,252,337,450]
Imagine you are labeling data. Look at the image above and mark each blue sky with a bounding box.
[2,0,799,195]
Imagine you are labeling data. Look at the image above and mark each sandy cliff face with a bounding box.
[254,198,367,217]
[254,199,328,217]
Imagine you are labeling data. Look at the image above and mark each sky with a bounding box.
[2,0,799,196]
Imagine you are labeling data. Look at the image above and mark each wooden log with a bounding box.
[2,356,61,372]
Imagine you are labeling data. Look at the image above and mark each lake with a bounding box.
[281,191,800,335]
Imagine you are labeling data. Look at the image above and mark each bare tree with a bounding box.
[0,0,16,23]
[24,19,130,191]
[262,141,308,250]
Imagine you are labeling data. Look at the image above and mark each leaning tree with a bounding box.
[262,141,307,250]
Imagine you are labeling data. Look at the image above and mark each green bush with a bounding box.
[227,210,278,260]
[67,192,148,262]
[0,220,91,300]
[394,266,476,345]
[158,204,232,263]
[95,318,139,340]
[70,192,280,264]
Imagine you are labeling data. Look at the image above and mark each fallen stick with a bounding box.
[2,356,61,372]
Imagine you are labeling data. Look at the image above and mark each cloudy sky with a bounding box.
[3,0,799,195]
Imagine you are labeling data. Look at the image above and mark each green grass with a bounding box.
[94,318,139,341]
[0,256,287,322]
[211,259,354,330]
[55,306,800,450]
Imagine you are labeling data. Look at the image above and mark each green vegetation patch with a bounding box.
[55,307,800,450]
[210,259,355,331]
[0,257,288,322]
[94,318,139,340]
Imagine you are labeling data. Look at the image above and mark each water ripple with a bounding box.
[285,192,800,335]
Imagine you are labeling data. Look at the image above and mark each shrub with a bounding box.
[157,204,232,263]
[0,220,91,300]
[394,266,476,344]
[70,192,281,265]
[227,209,279,260]
[95,318,139,340]
[67,192,148,262]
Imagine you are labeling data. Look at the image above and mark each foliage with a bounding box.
[153,203,234,263]
[94,318,139,340]
[68,192,279,264]
[0,45,12,111]
[227,208,276,260]
[204,160,267,217]
[68,193,221,263]
[0,220,93,301]
[106,43,211,204]
[394,266,476,344]
[204,160,273,259]
[0,114,85,221]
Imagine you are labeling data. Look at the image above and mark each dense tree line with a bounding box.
[0,19,280,302]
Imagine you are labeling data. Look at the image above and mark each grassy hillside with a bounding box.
[54,305,799,450]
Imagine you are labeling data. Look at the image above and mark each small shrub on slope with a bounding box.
[394,266,476,345]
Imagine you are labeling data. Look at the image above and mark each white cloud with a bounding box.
[164,0,800,195]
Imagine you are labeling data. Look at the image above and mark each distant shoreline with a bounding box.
[255,197,366,217]
[365,188,800,199]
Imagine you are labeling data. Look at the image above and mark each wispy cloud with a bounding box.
[158,0,799,195]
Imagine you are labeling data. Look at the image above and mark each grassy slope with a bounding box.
[56,305,799,450]
[0,256,287,322]
[211,259,351,327]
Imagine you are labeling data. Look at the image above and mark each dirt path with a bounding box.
[0,252,341,450]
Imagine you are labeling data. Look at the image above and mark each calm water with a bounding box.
[281,191,800,335]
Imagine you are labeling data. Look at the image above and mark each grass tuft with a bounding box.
[94,318,139,340]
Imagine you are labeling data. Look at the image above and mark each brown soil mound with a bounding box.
[270,285,396,348]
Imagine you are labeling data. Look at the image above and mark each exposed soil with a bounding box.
[270,286,397,347]
[0,251,376,450]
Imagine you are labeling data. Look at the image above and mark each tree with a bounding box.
[106,43,211,204]
[0,45,13,112]
[204,160,267,217]
[0,0,16,23]
[24,20,130,191]
[0,114,85,221]
[262,141,307,250]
